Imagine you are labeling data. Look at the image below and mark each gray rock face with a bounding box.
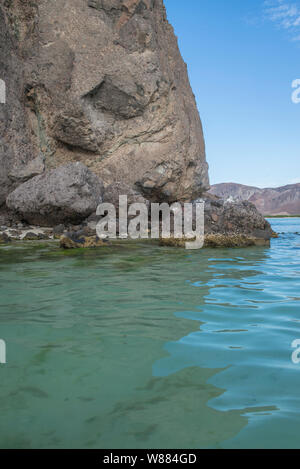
[160,194,274,248]
[202,195,273,240]
[0,0,209,206]
[6,163,104,226]
[102,181,149,207]
[0,2,38,205]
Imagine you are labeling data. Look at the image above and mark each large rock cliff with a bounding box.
[0,1,274,247]
[0,0,209,208]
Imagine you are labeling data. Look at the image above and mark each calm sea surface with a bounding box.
[0,218,299,449]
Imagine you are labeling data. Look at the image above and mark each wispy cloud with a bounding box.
[264,0,300,40]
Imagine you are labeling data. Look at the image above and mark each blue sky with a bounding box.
[164,0,300,188]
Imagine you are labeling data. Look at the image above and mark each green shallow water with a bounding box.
[0,218,300,449]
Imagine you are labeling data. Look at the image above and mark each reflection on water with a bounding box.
[0,219,299,448]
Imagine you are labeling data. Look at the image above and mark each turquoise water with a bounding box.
[0,218,300,449]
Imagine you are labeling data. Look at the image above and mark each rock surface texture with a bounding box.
[159,194,274,248]
[202,196,273,240]
[0,0,209,208]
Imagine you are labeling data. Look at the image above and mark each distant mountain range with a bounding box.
[209,183,300,216]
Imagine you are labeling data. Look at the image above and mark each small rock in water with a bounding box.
[23,232,50,241]
[23,232,39,241]
[37,233,50,240]
[0,232,11,244]
[60,234,107,249]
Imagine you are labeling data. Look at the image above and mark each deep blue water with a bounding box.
[0,218,299,448]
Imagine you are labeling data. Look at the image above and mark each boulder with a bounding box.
[0,232,10,244]
[6,163,104,226]
[22,232,50,241]
[202,196,274,240]
[161,195,274,248]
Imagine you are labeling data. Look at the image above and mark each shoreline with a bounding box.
[0,202,279,249]
[0,229,274,249]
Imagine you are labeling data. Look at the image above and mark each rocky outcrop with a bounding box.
[0,0,209,207]
[202,195,273,241]
[159,195,274,248]
[210,183,300,216]
[6,162,104,226]
[0,190,275,248]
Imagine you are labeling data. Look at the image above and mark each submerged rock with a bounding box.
[204,234,269,248]
[60,234,107,249]
[6,163,104,226]
[160,235,270,249]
